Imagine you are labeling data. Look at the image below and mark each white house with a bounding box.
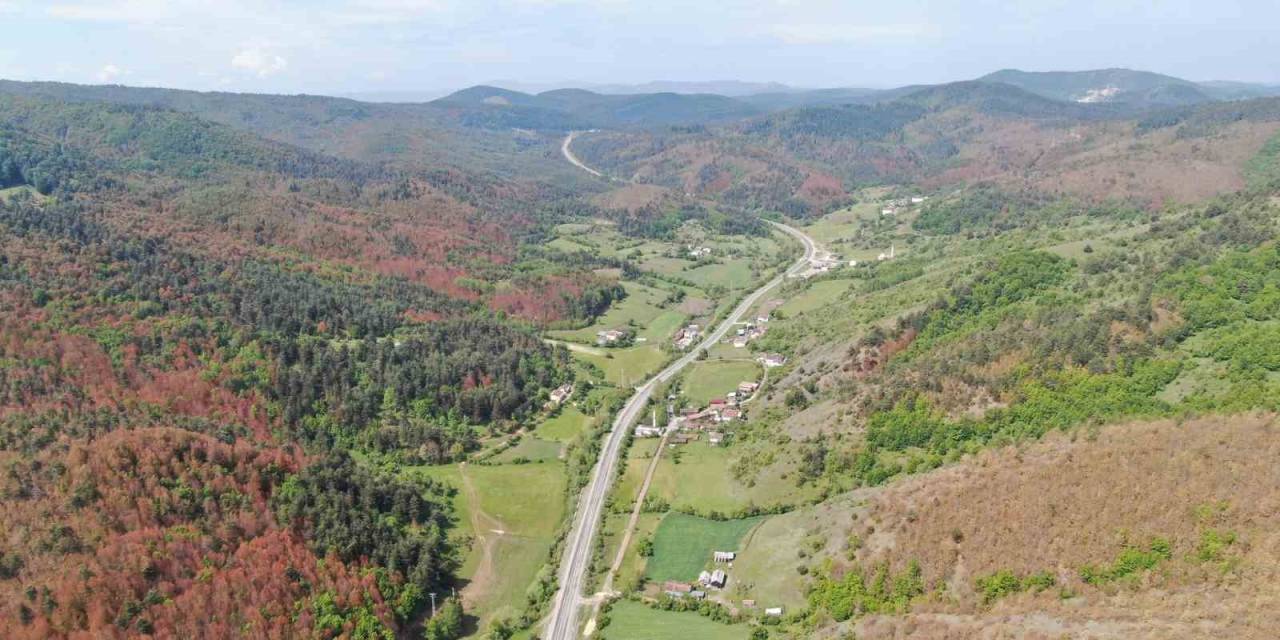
[759,353,787,368]
[548,384,574,405]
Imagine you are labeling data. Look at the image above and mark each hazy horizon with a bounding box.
[1,1,1278,97]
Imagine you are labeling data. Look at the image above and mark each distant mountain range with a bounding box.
[979,68,1280,107]
[5,67,1278,135]
[427,68,1280,130]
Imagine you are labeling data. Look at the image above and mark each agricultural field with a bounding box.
[573,344,670,387]
[490,435,563,463]
[730,496,865,610]
[682,257,757,290]
[407,461,567,630]
[679,359,762,406]
[549,280,685,344]
[643,441,822,514]
[594,511,663,593]
[613,438,663,506]
[774,278,855,317]
[644,512,764,582]
[598,600,748,640]
[534,405,595,443]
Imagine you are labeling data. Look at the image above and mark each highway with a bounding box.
[547,127,818,640]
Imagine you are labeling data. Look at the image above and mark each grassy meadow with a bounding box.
[599,600,748,640]
[645,512,764,582]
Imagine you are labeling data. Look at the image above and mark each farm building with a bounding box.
[548,383,573,405]
[759,353,787,368]
[699,569,727,589]
[707,431,724,446]
[737,381,759,394]
[741,599,756,609]
[596,329,627,344]
[720,408,742,421]
[765,607,784,617]
[674,324,701,350]
[713,551,736,562]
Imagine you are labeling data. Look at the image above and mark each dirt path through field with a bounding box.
[458,463,507,609]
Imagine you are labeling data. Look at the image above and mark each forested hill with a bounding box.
[569,83,1280,218]
[0,88,612,637]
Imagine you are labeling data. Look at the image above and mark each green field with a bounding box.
[681,359,761,406]
[640,309,687,341]
[534,405,594,443]
[600,600,748,640]
[684,258,755,290]
[490,436,562,463]
[645,512,764,582]
[776,279,854,317]
[0,185,49,204]
[407,462,566,629]
[574,345,669,387]
[595,510,663,594]
[645,442,820,514]
[549,281,681,344]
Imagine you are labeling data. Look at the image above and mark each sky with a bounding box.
[0,0,1277,96]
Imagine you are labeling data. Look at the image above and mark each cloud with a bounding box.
[231,47,288,77]
[96,63,123,82]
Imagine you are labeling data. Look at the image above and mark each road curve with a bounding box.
[561,131,603,177]
[543,149,817,638]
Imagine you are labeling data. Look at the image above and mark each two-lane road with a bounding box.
[546,128,819,640]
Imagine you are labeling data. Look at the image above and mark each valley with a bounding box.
[2,62,1280,640]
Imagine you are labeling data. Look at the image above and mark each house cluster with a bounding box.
[792,248,845,278]
[662,550,738,599]
[880,195,928,216]
[687,245,713,259]
[673,324,701,350]
[596,328,627,345]
[731,318,768,348]
[673,399,744,432]
[640,379,759,443]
